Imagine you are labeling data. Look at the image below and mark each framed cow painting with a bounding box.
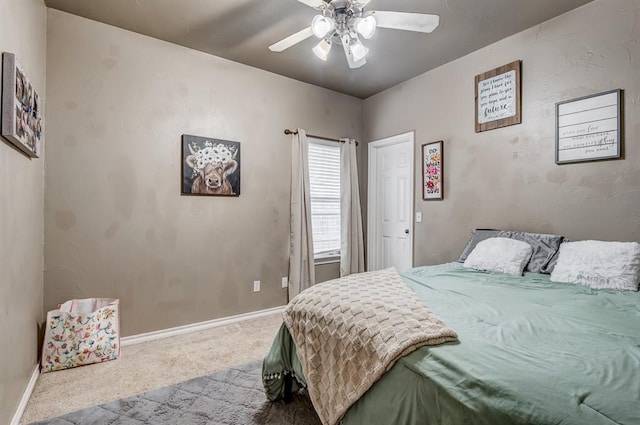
[181,134,241,196]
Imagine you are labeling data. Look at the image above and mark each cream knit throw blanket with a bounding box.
[283,268,458,425]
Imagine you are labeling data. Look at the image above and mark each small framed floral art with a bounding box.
[422,141,443,201]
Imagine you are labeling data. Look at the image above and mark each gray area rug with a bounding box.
[29,360,320,425]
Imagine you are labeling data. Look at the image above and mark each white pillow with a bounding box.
[463,237,533,276]
[550,240,640,291]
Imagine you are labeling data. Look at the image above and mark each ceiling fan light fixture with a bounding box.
[271,0,441,70]
[355,15,376,39]
[311,15,335,39]
[312,39,332,61]
[350,39,369,62]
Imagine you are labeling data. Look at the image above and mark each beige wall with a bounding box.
[44,10,362,336]
[315,262,340,284]
[363,0,640,267]
[0,0,46,423]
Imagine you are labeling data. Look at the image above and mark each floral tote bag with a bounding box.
[41,298,120,373]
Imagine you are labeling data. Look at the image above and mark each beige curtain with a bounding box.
[289,129,315,299]
[339,139,365,276]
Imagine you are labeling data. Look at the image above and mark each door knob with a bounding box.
[404,229,410,234]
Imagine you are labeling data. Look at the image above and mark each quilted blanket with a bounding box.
[283,268,458,425]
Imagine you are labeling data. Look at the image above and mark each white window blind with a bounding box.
[308,139,341,258]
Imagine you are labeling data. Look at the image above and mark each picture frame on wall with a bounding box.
[181,134,241,196]
[555,89,623,164]
[475,60,522,133]
[1,52,43,158]
[422,141,443,201]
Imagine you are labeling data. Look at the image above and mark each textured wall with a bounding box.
[363,0,640,267]
[44,10,362,336]
[0,0,46,423]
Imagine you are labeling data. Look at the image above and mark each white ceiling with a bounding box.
[44,0,594,98]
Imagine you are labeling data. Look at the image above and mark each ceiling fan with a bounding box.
[269,0,440,69]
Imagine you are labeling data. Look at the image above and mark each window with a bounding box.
[308,138,341,260]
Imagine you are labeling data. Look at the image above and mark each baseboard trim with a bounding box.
[121,305,286,347]
[10,364,39,425]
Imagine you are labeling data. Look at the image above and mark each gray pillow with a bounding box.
[458,229,564,274]
[457,229,501,262]
[542,238,569,274]
[502,231,564,274]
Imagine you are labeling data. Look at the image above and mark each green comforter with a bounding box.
[263,263,640,425]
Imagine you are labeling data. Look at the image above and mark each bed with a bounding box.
[263,240,640,425]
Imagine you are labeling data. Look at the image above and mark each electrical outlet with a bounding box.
[281,276,288,288]
[253,280,260,292]
[416,212,423,223]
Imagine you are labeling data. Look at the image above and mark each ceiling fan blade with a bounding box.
[374,11,440,33]
[341,35,366,69]
[269,27,314,52]
[296,0,325,8]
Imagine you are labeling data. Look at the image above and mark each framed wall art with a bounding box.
[1,52,43,157]
[422,141,443,201]
[556,89,623,164]
[475,60,522,133]
[181,134,241,196]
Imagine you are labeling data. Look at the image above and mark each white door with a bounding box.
[368,132,414,272]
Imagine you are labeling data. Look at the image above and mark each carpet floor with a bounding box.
[22,313,285,423]
[28,360,320,425]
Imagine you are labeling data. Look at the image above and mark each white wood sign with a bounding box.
[556,90,622,164]
[477,70,517,124]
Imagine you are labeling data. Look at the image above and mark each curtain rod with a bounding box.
[284,129,358,146]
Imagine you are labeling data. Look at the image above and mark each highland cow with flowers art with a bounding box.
[182,134,241,196]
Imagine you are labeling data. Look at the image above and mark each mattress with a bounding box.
[263,263,640,425]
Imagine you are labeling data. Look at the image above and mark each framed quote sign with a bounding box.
[475,60,522,133]
[556,89,623,164]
